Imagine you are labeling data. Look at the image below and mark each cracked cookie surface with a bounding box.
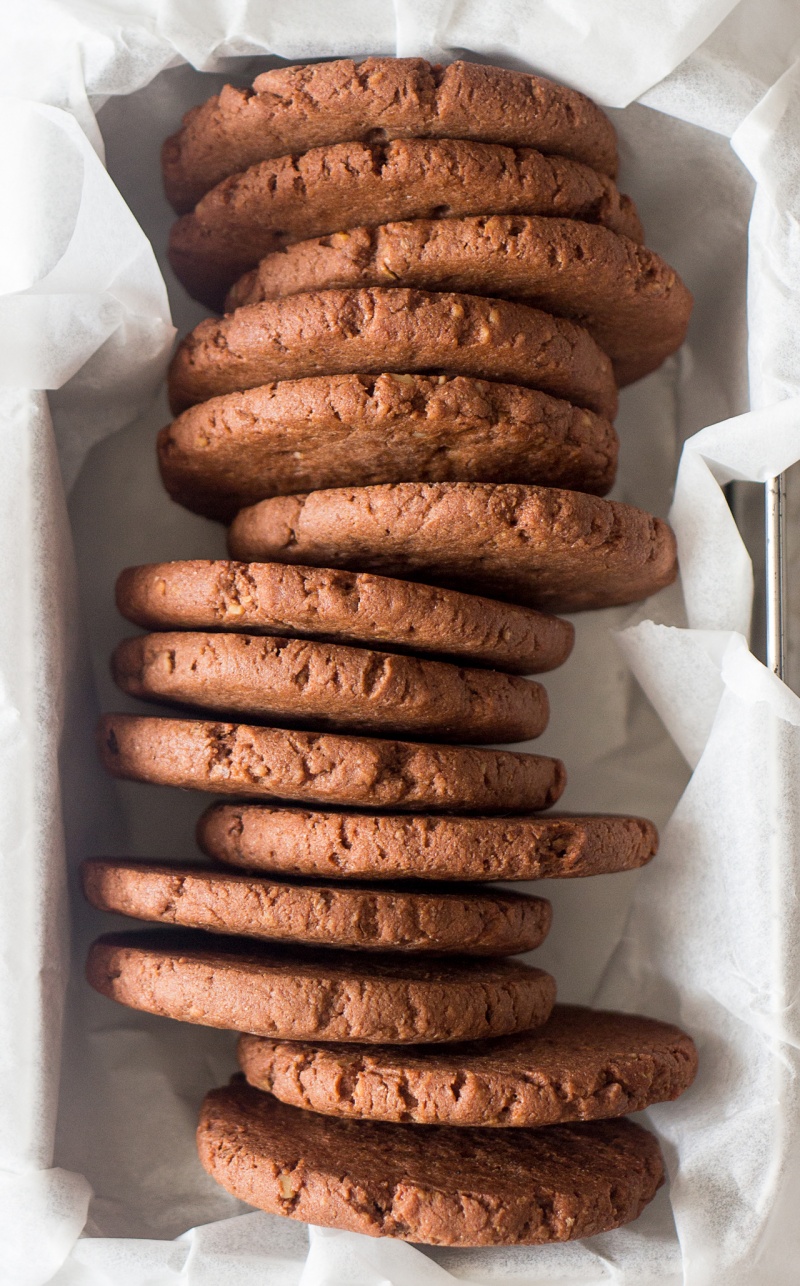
[81,860,552,955]
[97,713,566,811]
[167,288,618,420]
[111,631,549,743]
[228,481,677,613]
[198,806,658,882]
[86,931,556,1041]
[237,1003,698,1125]
[196,1082,664,1244]
[115,559,574,674]
[163,58,619,213]
[158,375,618,519]
[170,137,641,309]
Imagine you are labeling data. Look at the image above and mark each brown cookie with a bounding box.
[115,560,574,676]
[169,138,642,310]
[87,931,556,1042]
[158,374,618,521]
[166,288,618,420]
[228,482,677,613]
[198,806,658,882]
[111,632,549,744]
[228,217,690,386]
[163,58,619,213]
[237,1003,698,1126]
[197,1083,664,1245]
[97,714,566,812]
[81,860,551,956]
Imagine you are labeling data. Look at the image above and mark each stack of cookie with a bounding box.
[84,58,697,1248]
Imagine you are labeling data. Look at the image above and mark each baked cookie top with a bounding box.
[198,805,658,882]
[97,713,567,812]
[81,859,552,956]
[197,1083,664,1245]
[111,631,549,744]
[169,137,641,310]
[237,1002,698,1125]
[87,930,557,1042]
[167,287,618,420]
[228,481,678,613]
[163,58,619,213]
[115,559,575,675]
[227,216,691,386]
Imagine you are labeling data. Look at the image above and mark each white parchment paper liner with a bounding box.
[3,2,800,1282]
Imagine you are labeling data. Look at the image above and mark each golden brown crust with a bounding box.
[237,1003,698,1125]
[228,482,678,613]
[196,1084,665,1244]
[96,713,567,812]
[111,632,549,744]
[81,860,552,956]
[197,806,658,882]
[166,288,618,420]
[163,58,619,213]
[227,217,691,385]
[86,931,557,1042]
[158,374,618,520]
[169,138,641,309]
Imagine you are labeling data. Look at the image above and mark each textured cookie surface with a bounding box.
[198,806,658,882]
[228,482,678,613]
[163,58,619,213]
[197,1083,664,1245]
[111,632,549,744]
[87,931,556,1042]
[166,288,617,420]
[229,217,691,385]
[238,1003,698,1125]
[97,714,566,812]
[170,138,642,309]
[81,860,552,956]
[115,561,574,675]
[158,375,618,520]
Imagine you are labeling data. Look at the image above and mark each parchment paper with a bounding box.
[3,2,800,1282]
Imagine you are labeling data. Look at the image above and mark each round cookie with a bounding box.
[163,58,619,213]
[237,1003,698,1126]
[228,217,691,386]
[158,375,619,520]
[87,931,557,1042]
[198,806,658,882]
[197,1083,664,1245]
[97,714,567,812]
[169,138,642,310]
[81,860,552,956]
[228,482,678,613]
[115,560,574,676]
[111,632,549,744]
[166,288,618,420]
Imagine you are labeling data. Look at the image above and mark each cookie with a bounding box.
[237,1003,698,1126]
[97,714,566,812]
[166,288,618,420]
[228,482,678,613]
[198,807,658,882]
[163,58,619,213]
[111,632,549,744]
[197,1083,664,1245]
[169,138,642,310]
[115,560,574,675]
[81,860,552,956]
[87,931,557,1042]
[158,375,618,521]
[228,217,691,386]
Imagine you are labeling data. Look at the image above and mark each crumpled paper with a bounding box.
[3,1,800,1283]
